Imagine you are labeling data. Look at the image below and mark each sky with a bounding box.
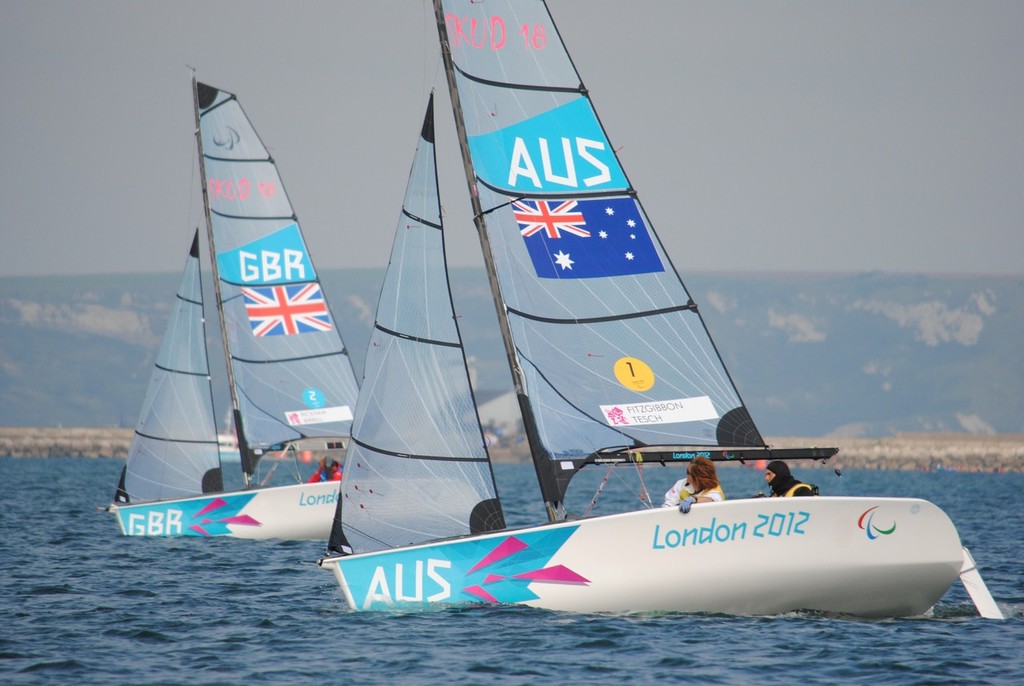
[2,0,1022,279]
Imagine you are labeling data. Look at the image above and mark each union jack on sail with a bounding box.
[241,283,333,336]
[512,200,590,239]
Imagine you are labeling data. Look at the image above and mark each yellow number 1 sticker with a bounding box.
[614,357,655,391]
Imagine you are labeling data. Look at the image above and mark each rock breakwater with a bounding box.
[2,428,1022,472]
[1,427,134,459]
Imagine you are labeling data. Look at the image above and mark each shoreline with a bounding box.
[2,427,1022,472]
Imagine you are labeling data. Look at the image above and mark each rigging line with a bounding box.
[507,301,697,326]
[632,460,653,508]
[341,522,391,552]
[452,60,583,95]
[232,383,317,442]
[582,464,613,517]
[258,461,280,487]
[478,193,526,217]
[515,348,636,445]
[374,322,460,348]
[583,463,654,517]
[349,436,489,463]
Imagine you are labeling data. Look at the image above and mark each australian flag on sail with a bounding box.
[513,196,664,279]
[241,283,333,336]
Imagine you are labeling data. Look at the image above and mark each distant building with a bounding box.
[476,389,520,433]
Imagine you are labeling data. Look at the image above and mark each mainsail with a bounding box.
[116,231,222,503]
[329,95,505,554]
[194,80,360,480]
[434,0,830,512]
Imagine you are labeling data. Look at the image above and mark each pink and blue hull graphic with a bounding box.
[116,493,260,537]
[337,526,588,610]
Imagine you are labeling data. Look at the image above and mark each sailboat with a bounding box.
[108,79,360,539]
[319,0,1002,618]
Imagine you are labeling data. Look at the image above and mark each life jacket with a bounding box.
[782,482,817,497]
[693,484,726,502]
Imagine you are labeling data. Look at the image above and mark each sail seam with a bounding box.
[350,436,489,463]
[374,323,460,348]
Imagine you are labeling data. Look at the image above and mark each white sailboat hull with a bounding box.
[110,480,339,539]
[321,496,964,617]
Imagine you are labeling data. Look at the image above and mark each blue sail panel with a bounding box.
[467,98,627,194]
[216,223,317,286]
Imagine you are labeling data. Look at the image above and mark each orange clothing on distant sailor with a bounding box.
[307,464,343,483]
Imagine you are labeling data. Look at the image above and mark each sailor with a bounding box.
[765,460,817,497]
[307,456,343,483]
[663,456,726,513]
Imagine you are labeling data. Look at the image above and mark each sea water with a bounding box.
[1,456,1021,685]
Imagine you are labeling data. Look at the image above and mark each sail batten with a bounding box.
[452,60,584,94]
[506,302,697,325]
[350,436,494,464]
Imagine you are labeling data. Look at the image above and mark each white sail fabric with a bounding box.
[336,97,504,553]
[437,0,764,504]
[196,83,359,458]
[122,233,221,501]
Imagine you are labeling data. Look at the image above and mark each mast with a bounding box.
[191,75,254,487]
[432,1,558,521]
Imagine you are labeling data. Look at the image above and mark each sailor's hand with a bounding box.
[678,496,696,514]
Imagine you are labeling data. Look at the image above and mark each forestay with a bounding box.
[329,96,505,554]
[195,82,360,477]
